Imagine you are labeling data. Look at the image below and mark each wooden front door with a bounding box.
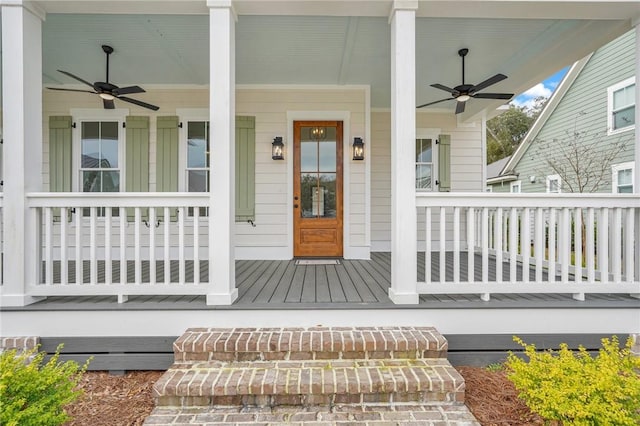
[293,121,343,257]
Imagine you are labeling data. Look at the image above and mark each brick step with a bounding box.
[173,327,448,362]
[153,358,464,408]
[145,404,481,425]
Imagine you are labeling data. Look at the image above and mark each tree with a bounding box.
[486,96,546,164]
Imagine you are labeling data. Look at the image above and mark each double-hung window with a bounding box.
[546,174,561,193]
[80,121,121,193]
[510,180,521,193]
[415,133,438,191]
[186,121,210,193]
[608,77,635,134]
[612,162,634,193]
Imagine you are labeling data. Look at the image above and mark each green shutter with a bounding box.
[437,134,451,192]
[49,116,73,192]
[156,116,179,221]
[235,116,255,222]
[125,116,150,221]
[49,116,73,221]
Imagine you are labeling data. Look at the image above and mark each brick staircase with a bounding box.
[145,327,479,425]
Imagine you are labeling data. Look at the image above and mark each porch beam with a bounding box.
[206,0,238,305]
[388,0,419,304]
[0,1,45,307]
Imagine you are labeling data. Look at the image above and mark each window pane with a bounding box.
[83,170,101,192]
[549,180,559,193]
[101,136,119,168]
[618,185,633,193]
[82,122,99,140]
[319,173,336,218]
[318,140,336,172]
[81,138,100,168]
[511,184,521,193]
[416,164,432,190]
[101,171,120,192]
[187,122,207,168]
[300,172,317,218]
[300,140,318,172]
[614,85,635,109]
[416,139,432,163]
[618,169,632,185]
[188,170,208,192]
[101,122,118,139]
[613,106,635,130]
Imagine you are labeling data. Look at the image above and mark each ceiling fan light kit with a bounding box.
[417,48,514,114]
[47,45,160,111]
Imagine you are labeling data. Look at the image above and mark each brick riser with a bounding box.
[153,359,465,409]
[174,326,448,362]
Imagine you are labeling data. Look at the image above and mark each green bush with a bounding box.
[506,336,640,426]
[0,345,89,426]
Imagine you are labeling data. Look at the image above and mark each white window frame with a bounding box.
[546,174,561,193]
[611,161,634,194]
[607,77,635,135]
[510,180,522,193]
[71,109,128,192]
[415,128,439,192]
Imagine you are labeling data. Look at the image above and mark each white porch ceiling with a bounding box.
[31,7,634,117]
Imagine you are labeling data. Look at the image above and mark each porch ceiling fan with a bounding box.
[47,45,160,111]
[417,48,514,114]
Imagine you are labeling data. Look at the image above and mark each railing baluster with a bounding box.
[481,208,489,300]
[439,207,446,284]
[509,208,517,282]
[149,208,156,285]
[548,208,556,283]
[105,207,112,285]
[75,209,82,285]
[164,207,170,284]
[522,208,531,283]
[179,207,185,285]
[193,207,200,285]
[60,207,68,285]
[573,208,584,301]
[612,208,622,283]
[598,208,609,283]
[453,207,460,283]
[624,208,635,283]
[134,207,142,285]
[120,207,127,286]
[425,207,431,283]
[494,208,503,284]
[467,207,474,283]
[535,207,544,283]
[45,207,53,286]
[560,208,570,283]
[586,207,595,283]
[90,207,97,285]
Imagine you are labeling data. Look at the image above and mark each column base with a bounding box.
[388,289,419,305]
[0,294,46,307]
[206,288,238,305]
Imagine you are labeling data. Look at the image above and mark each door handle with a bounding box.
[294,204,299,208]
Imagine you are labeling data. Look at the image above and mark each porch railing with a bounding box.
[26,192,210,300]
[416,193,640,301]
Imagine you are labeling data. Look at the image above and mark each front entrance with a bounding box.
[293,121,343,257]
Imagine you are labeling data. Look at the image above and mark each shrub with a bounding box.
[506,336,640,426]
[0,345,89,426]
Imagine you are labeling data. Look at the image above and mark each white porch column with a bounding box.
[388,0,419,304]
[206,0,238,305]
[0,1,45,307]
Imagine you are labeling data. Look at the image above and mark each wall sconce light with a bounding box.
[352,137,365,161]
[529,175,536,184]
[272,137,284,160]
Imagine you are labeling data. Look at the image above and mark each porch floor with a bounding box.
[7,252,638,310]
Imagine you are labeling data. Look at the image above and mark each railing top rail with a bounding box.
[415,192,640,209]
[27,192,209,208]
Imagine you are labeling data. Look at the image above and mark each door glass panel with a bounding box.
[299,126,339,219]
[188,170,209,192]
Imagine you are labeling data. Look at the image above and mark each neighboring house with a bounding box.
[0,1,638,365]
[488,30,636,194]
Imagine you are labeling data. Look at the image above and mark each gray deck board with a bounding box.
[7,252,638,311]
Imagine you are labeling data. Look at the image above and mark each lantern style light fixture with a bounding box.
[272,136,284,160]
[352,137,364,160]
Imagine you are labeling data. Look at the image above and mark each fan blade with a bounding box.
[417,98,453,108]
[430,83,458,95]
[47,87,96,94]
[57,70,96,89]
[455,101,466,114]
[470,73,507,93]
[472,92,514,100]
[118,96,160,111]
[103,99,115,109]
[113,85,145,96]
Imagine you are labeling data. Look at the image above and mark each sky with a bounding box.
[510,66,569,110]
